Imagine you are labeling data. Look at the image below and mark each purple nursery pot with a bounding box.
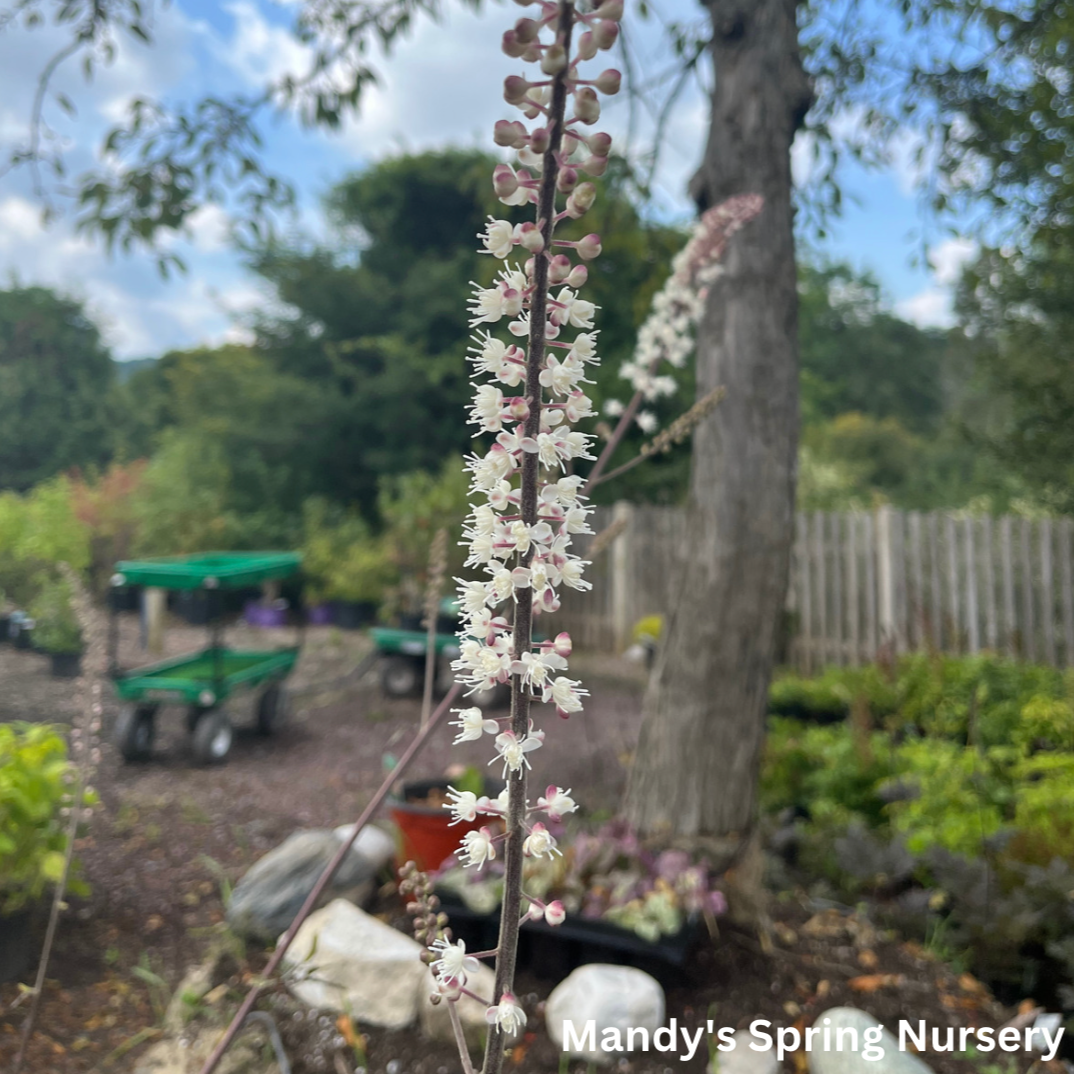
[307,603,334,626]
[244,600,289,628]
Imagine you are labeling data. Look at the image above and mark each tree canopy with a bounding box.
[0,286,116,492]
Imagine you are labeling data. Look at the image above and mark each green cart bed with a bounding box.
[109,551,303,765]
[113,647,299,705]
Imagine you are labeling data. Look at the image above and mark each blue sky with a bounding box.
[0,0,974,359]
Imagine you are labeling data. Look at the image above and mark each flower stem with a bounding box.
[482,6,575,1074]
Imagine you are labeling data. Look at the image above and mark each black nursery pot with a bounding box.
[333,601,377,630]
[49,651,83,679]
[0,910,33,984]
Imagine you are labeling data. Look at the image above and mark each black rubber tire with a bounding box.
[191,709,233,765]
[115,704,156,762]
[256,682,287,735]
[185,706,206,734]
[380,655,422,697]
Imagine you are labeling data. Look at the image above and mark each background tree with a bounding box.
[623,0,811,843]
[0,285,116,492]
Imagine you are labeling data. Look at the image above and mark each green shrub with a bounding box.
[28,577,83,655]
[302,498,396,605]
[0,723,95,914]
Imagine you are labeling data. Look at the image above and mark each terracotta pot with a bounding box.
[390,778,504,873]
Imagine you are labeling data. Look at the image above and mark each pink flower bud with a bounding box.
[504,397,530,421]
[493,164,519,199]
[556,166,579,193]
[514,17,540,43]
[516,221,545,253]
[524,257,536,279]
[573,87,601,124]
[522,43,542,63]
[576,233,602,260]
[553,632,572,657]
[504,75,532,105]
[594,0,623,21]
[541,42,567,74]
[566,182,596,218]
[587,131,613,156]
[575,30,598,61]
[593,19,619,50]
[529,127,551,154]
[581,155,608,177]
[565,264,588,288]
[594,68,621,95]
[561,131,581,156]
[494,119,527,147]
[545,900,566,926]
[502,30,527,58]
[549,255,572,284]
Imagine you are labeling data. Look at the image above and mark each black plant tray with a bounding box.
[435,891,699,988]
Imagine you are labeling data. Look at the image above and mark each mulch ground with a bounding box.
[0,618,1057,1074]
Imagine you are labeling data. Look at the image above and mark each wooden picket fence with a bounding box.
[555,503,1074,671]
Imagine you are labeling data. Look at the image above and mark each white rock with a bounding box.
[808,1008,935,1074]
[334,821,397,869]
[712,1030,778,1074]
[419,960,501,1048]
[282,899,427,1029]
[546,964,665,1064]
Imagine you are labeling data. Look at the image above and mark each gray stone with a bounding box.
[546,964,665,1064]
[808,1008,935,1074]
[711,1030,778,1074]
[282,898,427,1029]
[226,823,394,940]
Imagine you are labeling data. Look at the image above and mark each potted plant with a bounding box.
[390,768,505,873]
[434,818,726,984]
[0,723,95,982]
[29,577,84,678]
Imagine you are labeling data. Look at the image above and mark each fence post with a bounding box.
[1000,515,1016,657]
[965,516,980,654]
[1021,516,1036,661]
[610,501,635,653]
[1042,518,1057,666]
[876,505,898,653]
[1061,518,1074,668]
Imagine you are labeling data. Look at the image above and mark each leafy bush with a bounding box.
[28,577,83,655]
[0,478,90,607]
[764,654,1074,1011]
[302,498,395,605]
[0,723,94,914]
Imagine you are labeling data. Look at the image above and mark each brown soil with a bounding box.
[0,619,1051,1074]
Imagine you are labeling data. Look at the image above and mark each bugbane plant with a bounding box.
[597,194,764,446]
[420,1,622,1070]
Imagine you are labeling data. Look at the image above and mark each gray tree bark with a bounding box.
[623,0,811,844]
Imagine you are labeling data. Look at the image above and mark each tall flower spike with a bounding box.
[443,3,621,1071]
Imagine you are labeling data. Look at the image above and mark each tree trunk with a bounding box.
[623,0,811,844]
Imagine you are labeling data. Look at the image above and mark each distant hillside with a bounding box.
[114,357,157,383]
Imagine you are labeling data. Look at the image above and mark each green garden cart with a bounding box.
[108,552,303,765]
[370,598,510,709]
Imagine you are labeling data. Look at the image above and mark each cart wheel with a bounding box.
[380,656,421,698]
[185,706,207,734]
[192,709,233,765]
[115,704,157,762]
[256,682,288,735]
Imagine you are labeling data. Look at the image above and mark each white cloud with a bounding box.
[929,236,977,286]
[895,288,952,328]
[219,0,312,87]
[894,237,976,328]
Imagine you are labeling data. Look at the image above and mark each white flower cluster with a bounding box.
[609,193,765,419]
